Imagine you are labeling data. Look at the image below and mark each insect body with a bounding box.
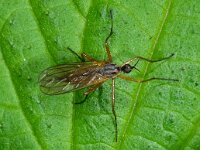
[39,10,178,142]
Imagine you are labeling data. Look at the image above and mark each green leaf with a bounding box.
[0,0,200,149]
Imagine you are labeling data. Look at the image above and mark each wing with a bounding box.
[39,62,109,95]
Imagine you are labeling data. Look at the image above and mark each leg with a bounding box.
[67,47,85,62]
[118,75,179,82]
[67,47,100,63]
[104,10,114,63]
[74,95,89,104]
[111,79,118,142]
[84,83,103,95]
[75,83,103,104]
[122,53,175,66]
[81,53,99,63]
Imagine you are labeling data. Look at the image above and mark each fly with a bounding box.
[39,10,178,142]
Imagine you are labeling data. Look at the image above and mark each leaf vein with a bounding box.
[0,50,43,149]
[118,0,173,148]
[28,0,56,63]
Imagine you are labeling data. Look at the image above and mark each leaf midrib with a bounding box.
[70,0,92,149]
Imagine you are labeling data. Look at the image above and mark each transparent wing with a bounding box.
[39,62,109,95]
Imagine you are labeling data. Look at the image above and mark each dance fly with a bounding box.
[39,10,178,142]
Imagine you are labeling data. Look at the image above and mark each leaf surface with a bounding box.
[0,0,200,149]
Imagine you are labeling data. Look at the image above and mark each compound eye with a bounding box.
[121,64,132,73]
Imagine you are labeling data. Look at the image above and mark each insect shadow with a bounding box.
[39,10,178,142]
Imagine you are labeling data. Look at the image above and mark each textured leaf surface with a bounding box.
[0,0,200,149]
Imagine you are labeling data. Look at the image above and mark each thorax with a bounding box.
[99,63,120,77]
